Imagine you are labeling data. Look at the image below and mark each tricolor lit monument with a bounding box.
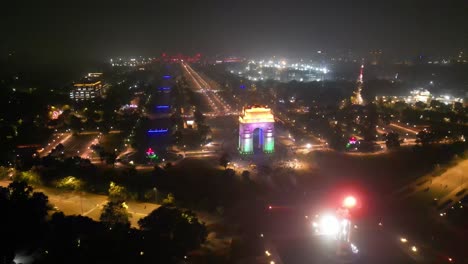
[238,105,275,154]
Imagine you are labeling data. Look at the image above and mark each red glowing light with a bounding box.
[343,196,357,208]
[146,148,155,155]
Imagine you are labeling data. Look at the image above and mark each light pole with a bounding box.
[80,191,83,214]
[153,187,158,203]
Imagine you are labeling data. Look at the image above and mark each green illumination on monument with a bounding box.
[263,134,274,153]
[238,106,275,154]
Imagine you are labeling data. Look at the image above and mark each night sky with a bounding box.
[2,0,467,63]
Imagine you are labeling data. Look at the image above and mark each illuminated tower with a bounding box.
[351,64,364,105]
[238,106,275,154]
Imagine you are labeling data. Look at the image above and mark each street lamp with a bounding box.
[153,187,158,203]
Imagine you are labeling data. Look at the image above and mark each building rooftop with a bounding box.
[239,105,275,123]
[73,80,102,87]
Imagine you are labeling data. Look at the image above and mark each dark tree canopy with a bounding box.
[138,205,207,251]
[100,201,132,228]
[0,181,51,262]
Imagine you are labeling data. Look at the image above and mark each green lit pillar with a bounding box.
[242,131,253,154]
[263,128,274,153]
[239,127,253,154]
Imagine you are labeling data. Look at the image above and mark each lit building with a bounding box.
[369,50,382,65]
[227,58,330,83]
[87,72,103,78]
[110,57,154,67]
[433,95,463,105]
[70,80,103,101]
[407,88,431,104]
[70,73,104,101]
[238,106,275,154]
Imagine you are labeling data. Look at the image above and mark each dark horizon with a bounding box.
[2,0,467,65]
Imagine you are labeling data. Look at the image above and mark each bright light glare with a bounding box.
[400,238,408,243]
[343,196,357,208]
[319,215,339,236]
[306,143,312,149]
[350,243,359,254]
[411,246,417,252]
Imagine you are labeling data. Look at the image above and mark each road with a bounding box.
[260,203,421,264]
[0,179,159,227]
[387,158,468,262]
[0,178,231,255]
[181,62,235,116]
[272,110,330,154]
[390,122,421,135]
[397,158,468,211]
[38,133,72,157]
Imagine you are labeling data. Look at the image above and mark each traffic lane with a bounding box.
[181,62,218,113]
[383,198,467,262]
[384,125,418,141]
[268,216,415,264]
[61,134,96,157]
[390,123,419,135]
[184,63,234,114]
[39,133,72,157]
[261,196,427,264]
[353,225,418,264]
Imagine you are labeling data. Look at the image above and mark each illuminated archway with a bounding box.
[238,106,274,154]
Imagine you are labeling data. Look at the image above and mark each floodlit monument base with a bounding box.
[238,105,275,154]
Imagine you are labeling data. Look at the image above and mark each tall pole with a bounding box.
[80,191,83,214]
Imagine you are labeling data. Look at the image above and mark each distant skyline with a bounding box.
[2,0,467,64]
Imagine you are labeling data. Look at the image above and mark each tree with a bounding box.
[385,132,400,149]
[194,109,205,125]
[219,152,230,169]
[198,124,212,142]
[362,103,378,141]
[14,170,42,185]
[108,182,128,202]
[68,115,82,134]
[416,130,438,145]
[0,166,10,180]
[0,182,50,262]
[241,170,251,181]
[100,201,132,228]
[56,176,82,191]
[105,152,117,166]
[414,101,427,110]
[138,205,207,251]
[172,130,183,144]
[162,193,175,206]
[54,143,65,154]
